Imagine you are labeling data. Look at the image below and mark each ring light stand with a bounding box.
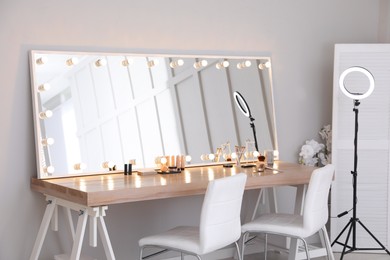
[331,67,390,259]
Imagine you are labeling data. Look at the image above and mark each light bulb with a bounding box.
[39,110,53,119]
[193,60,208,69]
[74,163,87,171]
[95,59,107,67]
[38,83,51,92]
[216,61,230,69]
[237,60,252,69]
[41,138,54,146]
[169,59,184,68]
[185,155,192,162]
[36,57,48,65]
[258,61,271,70]
[253,151,260,158]
[66,57,79,66]
[43,165,55,174]
[231,152,237,159]
[208,153,215,161]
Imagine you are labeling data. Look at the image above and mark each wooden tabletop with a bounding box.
[31,161,316,207]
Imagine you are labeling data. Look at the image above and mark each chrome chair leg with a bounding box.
[264,233,268,260]
[139,246,144,260]
[241,232,249,260]
[300,238,310,260]
[234,241,242,260]
[321,226,334,260]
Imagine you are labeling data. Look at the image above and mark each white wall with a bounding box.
[0,0,388,259]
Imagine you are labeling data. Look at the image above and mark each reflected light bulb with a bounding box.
[273,150,279,160]
[66,57,79,66]
[122,58,133,67]
[160,157,167,165]
[74,163,87,171]
[147,59,159,68]
[231,152,237,159]
[101,161,114,169]
[41,138,54,146]
[39,110,53,119]
[95,58,107,67]
[36,57,48,65]
[38,83,51,92]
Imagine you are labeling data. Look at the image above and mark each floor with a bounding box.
[224,252,390,260]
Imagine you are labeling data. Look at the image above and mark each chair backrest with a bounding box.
[199,173,247,254]
[303,164,335,235]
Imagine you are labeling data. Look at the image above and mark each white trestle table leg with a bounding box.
[30,195,116,260]
[97,206,115,260]
[70,210,88,260]
[29,197,57,260]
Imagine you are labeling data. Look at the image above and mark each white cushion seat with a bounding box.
[139,226,201,254]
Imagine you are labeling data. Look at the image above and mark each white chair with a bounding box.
[241,164,335,260]
[139,173,247,260]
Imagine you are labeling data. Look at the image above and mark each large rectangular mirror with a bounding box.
[30,50,278,179]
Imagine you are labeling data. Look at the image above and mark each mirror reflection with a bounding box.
[30,50,278,178]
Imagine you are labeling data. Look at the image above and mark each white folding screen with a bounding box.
[331,44,390,252]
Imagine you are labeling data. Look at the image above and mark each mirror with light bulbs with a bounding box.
[30,50,278,179]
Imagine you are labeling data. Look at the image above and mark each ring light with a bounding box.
[339,67,375,100]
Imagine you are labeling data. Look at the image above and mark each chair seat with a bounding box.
[242,213,313,238]
[139,226,202,254]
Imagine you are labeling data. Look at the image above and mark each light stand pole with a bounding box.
[331,67,390,259]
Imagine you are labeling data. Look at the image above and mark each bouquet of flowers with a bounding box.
[299,125,332,167]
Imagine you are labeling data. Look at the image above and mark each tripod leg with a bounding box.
[356,219,390,255]
[332,218,353,247]
[340,221,354,260]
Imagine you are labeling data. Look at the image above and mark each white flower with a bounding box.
[299,144,315,159]
[298,126,331,167]
[305,139,325,154]
[302,157,318,167]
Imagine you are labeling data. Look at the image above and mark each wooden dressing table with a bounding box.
[30,161,320,260]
